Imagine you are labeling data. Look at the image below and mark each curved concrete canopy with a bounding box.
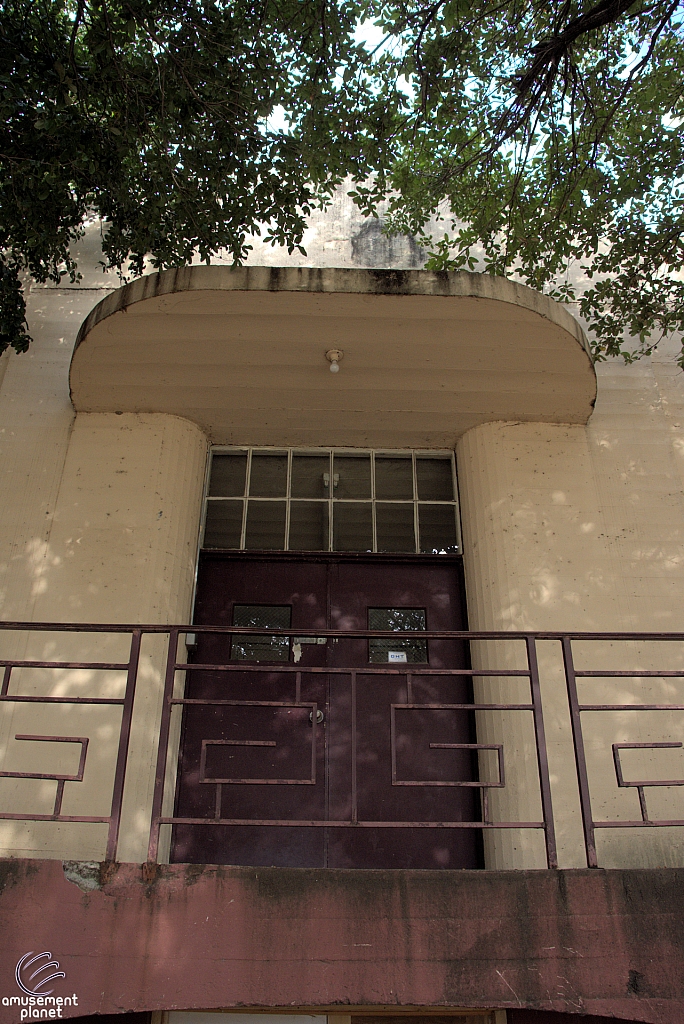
[70,266,596,447]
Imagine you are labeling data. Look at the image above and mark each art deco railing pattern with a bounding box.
[1,623,683,868]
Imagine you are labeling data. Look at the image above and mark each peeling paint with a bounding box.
[62,861,102,892]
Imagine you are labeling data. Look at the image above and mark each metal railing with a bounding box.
[148,628,557,867]
[0,622,683,869]
[561,637,684,868]
[0,625,141,861]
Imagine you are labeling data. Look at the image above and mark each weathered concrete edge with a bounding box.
[0,860,681,1024]
[72,266,594,366]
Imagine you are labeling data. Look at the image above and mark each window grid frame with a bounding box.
[204,446,461,554]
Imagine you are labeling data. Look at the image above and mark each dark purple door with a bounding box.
[171,553,480,868]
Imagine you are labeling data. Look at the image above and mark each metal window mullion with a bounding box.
[412,451,420,553]
[284,449,293,550]
[328,450,334,551]
[370,451,377,552]
[240,450,251,550]
[452,451,462,553]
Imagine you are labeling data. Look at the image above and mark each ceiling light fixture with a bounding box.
[325,348,343,373]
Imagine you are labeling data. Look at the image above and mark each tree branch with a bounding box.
[515,0,642,101]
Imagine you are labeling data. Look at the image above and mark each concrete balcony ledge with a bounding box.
[0,860,682,1024]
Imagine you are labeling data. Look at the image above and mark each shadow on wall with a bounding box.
[350,219,425,268]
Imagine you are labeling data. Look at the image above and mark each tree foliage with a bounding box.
[0,0,394,353]
[3,0,684,363]
[357,0,684,363]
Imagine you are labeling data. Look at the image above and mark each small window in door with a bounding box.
[368,608,428,664]
[230,605,291,662]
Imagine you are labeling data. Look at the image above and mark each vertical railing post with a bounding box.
[147,628,180,863]
[561,636,598,867]
[105,628,142,862]
[350,669,357,824]
[526,636,558,869]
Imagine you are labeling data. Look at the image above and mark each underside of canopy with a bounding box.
[70,266,596,447]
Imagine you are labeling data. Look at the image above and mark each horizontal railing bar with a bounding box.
[159,817,545,829]
[172,698,535,710]
[1,772,82,782]
[0,660,129,670]
[579,703,684,711]
[594,820,684,828]
[173,699,315,708]
[0,624,145,633]
[176,629,684,640]
[576,671,684,678]
[178,629,527,639]
[0,813,110,823]
[0,696,125,705]
[2,622,684,640]
[617,779,684,787]
[173,663,531,676]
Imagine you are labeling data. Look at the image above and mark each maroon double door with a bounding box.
[171,553,481,869]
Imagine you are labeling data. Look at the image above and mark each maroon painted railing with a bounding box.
[148,628,557,867]
[1,622,683,869]
[0,625,142,861]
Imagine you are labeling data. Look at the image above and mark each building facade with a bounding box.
[1,210,684,1024]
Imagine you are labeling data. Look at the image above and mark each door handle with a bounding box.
[309,709,324,725]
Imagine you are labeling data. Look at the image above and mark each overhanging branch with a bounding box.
[515,0,642,101]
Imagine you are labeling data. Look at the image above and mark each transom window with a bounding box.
[202,448,461,554]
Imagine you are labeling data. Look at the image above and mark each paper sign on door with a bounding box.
[388,651,408,663]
